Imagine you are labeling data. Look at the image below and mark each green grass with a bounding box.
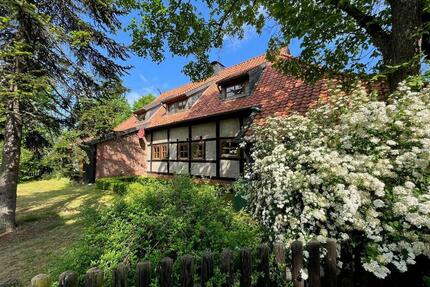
[0,178,114,284]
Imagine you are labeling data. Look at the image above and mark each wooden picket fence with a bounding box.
[30,239,342,287]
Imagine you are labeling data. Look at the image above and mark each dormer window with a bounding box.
[163,94,188,114]
[168,99,187,113]
[218,74,249,100]
[226,83,246,98]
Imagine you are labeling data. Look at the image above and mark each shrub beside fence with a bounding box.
[31,240,338,287]
[29,239,430,287]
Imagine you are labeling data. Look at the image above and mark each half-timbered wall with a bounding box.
[146,117,243,179]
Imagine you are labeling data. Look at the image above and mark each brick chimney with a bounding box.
[211,61,225,75]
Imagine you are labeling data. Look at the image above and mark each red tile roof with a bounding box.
[114,53,329,132]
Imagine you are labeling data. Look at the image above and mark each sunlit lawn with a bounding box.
[0,178,114,284]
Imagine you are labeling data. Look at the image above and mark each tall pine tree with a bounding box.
[0,0,129,232]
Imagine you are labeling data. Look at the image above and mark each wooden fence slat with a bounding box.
[256,244,270,287]
[31,274,51,287]
[274,243,289,282]
[274,243,286,266]
[136,261,151,287]
[180,255,194,287]
[291,241,304,287]
[325,239,337,287]
[59,271,78,287]
[201,252,214,287]
[339,242,354,287]
[112,263,128,287]
[85,267,104,287]
[159,257,173,287]
[220,249,234,287]
[308,240,321,287]
[239,248,252,287]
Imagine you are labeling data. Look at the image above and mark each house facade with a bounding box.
[86,52,330,181]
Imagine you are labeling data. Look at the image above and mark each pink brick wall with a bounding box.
[96,133,147,179]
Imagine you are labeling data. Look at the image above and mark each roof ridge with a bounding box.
[133,53,268,114]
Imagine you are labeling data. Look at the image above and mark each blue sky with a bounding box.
[113,16,302,105]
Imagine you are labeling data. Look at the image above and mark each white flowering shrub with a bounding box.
[243,82,430,278]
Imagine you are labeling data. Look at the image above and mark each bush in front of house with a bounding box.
[241,81,430,279]
[95,176,170,195]
[56,176,263,283]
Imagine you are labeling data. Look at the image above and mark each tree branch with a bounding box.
[327,0,391,55]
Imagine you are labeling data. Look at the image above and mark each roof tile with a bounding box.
[114,53,329,132]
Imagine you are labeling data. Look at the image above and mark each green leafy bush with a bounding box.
[55,176,262,283]
[95,176,170,195]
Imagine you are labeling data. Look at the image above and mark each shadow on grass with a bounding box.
[0,181,115,284]
[16,183,112,225]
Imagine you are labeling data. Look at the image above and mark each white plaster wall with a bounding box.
[220,118,240,137]
[205,140,216,160]
[191,162,216,177]
[192,122,216,140]
[145,145,151,161]
[170,126,188,141]
[170,162,189,175]
[220,159,240,178]
[145,134,151,143]
[152,129,168,144]
[152,161,168,173]
[145,134,152,164]
[169,143,177,160]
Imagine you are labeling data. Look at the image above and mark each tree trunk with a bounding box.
[0,97,23,233]
[387,0,423,91]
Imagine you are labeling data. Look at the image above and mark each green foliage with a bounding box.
[77,93,132,138]
[126,0,428,84]
[95,176,148,195]
[43,131,86,180]
[42,90,131,180]
[0,0,129,184]
[18,147,46,182]
[132,93,156,111]
[55,176,262,284]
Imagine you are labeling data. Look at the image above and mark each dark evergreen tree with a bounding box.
[0,0,129,232]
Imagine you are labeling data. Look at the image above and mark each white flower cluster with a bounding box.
[243,82,430,278]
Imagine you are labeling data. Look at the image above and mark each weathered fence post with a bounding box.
[274,243,286,266]
[31,274,51,287]
[325,239,337,287]
[274,243,289,282]
[180,255,194,287]
[159,257,173,287]
[85,267,104,287]
[221,249,234,287]
[201,252,214,287]
[256,244,270,287]
[239,248,252,287]
[136,261,151,287]
[59,271,79,287]
[339,242,354,287]
[291,241,304,287]
[308,240,321,287]
[112,263,128,287]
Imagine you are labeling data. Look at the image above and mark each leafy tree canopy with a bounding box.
[126,0,430,89]
[132,93,156,111]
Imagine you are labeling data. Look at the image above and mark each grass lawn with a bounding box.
[0,178,114,284]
